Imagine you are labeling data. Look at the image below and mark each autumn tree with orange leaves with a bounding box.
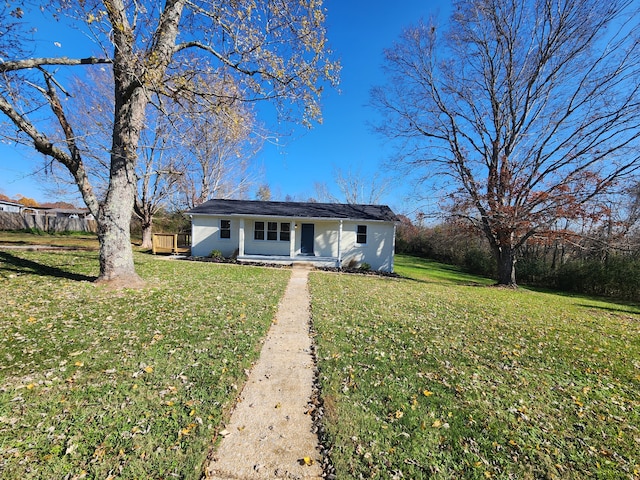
[373,0,640,286]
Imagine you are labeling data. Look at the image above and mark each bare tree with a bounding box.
[372,0,640,286]
[314,167,392,204]
[173,74,261,209]
[134,110,183,249]
[0,1,339,286]
[64,68,257,247]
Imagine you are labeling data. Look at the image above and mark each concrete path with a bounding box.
[205,265,322,480]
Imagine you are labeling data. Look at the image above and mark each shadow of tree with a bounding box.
[0,250,97,283]
[575,303,640,317]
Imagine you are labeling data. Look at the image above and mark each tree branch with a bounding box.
[0,57,112,73]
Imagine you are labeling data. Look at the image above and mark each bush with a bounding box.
[463,247,495,278]
[517,257,553,284]
[552,257,640,301]
[210,249,223,259]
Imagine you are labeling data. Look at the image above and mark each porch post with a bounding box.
[289,221,296,258]
[239,218,245,256]
[337,220,343,268]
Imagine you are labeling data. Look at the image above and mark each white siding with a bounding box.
[190,214,396,272]
[190,215,239,258]
[297,221,340,257]
[0,202,21,213]
[339,221,396,272]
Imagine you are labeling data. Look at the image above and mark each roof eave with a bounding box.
[188,212,395,223]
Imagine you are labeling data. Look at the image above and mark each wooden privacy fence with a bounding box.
[0,211,97,233]
[152,233,191,255]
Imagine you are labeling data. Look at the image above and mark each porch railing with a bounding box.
[152,233,191,255]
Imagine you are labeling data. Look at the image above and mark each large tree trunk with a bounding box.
[96,206,140,286]
[96,76,148,285]
[91,0,185,286]
[141,216,153,250]
[95,150,144,286]
[495,246,517,287]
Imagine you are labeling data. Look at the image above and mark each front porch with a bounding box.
[237,254,339,269]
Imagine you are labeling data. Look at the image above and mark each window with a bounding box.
[280,222,291,241]
[255,221,291,241]
[254,221,265,240]
[267,222,278,240]
[220,219,231,239]
[356,225,367,244]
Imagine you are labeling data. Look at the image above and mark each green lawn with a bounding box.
[0,249,290,479]
[0,230,100,249]
[310,255,640,479]
[1,248,638,479]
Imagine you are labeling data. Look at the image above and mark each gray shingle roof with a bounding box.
[187,199,398,222]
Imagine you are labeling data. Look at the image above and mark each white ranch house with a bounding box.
[187,199,399,272]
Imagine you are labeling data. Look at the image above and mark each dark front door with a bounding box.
[300,223,315,255]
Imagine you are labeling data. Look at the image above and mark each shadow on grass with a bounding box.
[574,303,640,316]
[507,284,640,314]
[0,250,97,283]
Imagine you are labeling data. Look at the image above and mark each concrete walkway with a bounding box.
[205,265,322,480]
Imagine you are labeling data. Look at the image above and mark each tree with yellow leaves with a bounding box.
[0,1,339,286]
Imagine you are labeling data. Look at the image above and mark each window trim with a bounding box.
[220,219,231,239]
[356,224,368,245]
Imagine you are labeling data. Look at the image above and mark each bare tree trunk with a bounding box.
[96,205,139,285]
[95,131,143,285]
[141,217,153,249]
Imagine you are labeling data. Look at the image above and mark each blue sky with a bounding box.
[0,1,451,215]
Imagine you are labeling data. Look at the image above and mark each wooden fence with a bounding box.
[152,233,191,255]
[0,211,97,233]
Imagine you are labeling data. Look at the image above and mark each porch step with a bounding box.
[237,255,338,269]
[292,261,315,269]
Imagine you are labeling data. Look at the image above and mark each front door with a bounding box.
[300,223,315,255]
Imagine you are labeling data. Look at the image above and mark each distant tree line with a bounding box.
[0,193,80,210]
[396,211,640,301]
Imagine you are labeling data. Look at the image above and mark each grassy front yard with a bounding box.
[0,249,290,479]
[1,247,638,479]
[311,255,640,479]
